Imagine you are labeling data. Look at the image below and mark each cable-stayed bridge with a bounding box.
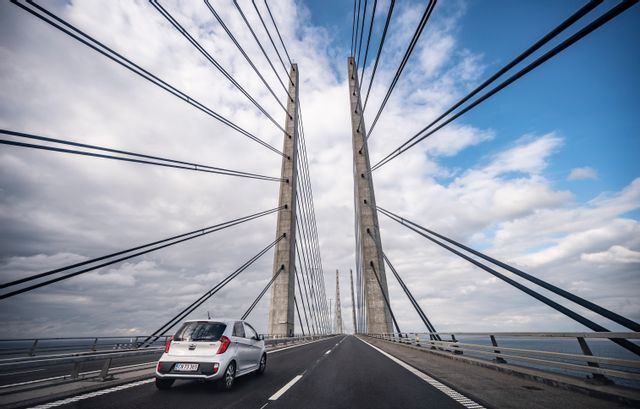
[0,0,639,408]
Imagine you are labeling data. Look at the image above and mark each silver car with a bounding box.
[155,319,266,391]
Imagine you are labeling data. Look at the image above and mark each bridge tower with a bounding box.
[268,65,299,337]
[348,57,393,334]
[335,269,343,334]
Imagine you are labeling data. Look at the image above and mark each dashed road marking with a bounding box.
[27,378,154,409]
[268,374,303,401]
[357,337,486,409]
[325,349,331,355]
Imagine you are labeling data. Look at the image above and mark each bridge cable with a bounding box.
[251,0,292,84]
[377,207,640,356]
[298,124,330,331]
[241,265,284,320]
[358,0,378,90]
[382,252,441,340]
[378,206,640,332]
[0,130,283,182]
[0,207,283,297]
[355,0,369,68]
[372,0,636,171]
[350,0,357,56]
[354,0,362,60]
[294,296,306,336]
[368,261,402,334]
[370,0,600,169]
[203,0,287,114]
[295,200,322,330]
[233,0,292,101]
[264,0,293,67]
[361,0,437,143]
[10,0,285,158]
[294,266,314,335]
[296,240,322,333]
[360,0,395,115]
[142,234,285,346]
[150,0,288,136]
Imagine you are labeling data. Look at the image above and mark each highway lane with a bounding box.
[24,335,482,409]
[268,336,469,409]
[32,336,342,409]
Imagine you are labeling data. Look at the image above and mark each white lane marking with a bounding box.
[324,350,331,355]
[268,374,303,401]
[357,337,486,409]
[259,403,269,409]
[26,378,154,409]
[0,368,46,376]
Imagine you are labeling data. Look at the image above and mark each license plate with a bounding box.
[174,363,199,371]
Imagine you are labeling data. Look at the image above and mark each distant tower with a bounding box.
[335,269,343,334]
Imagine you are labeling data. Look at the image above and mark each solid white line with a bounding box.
[26,378,154,409]
[268,375,303,401]
[357,337,485,409]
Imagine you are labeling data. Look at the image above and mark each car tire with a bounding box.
[155,378,174,390]
[219,361,236,391]
[257,354,267,375]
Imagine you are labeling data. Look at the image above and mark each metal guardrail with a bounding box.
[367,332,640,384]
[0,334,333,394]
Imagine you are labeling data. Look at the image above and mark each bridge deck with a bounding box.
[3,335,635,409]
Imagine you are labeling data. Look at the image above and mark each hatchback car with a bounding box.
[155,319,266,391]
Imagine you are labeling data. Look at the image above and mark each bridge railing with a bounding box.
[366,332,640,386]
[0,333,333,394]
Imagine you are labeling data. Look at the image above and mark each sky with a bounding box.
[0,0,638,339]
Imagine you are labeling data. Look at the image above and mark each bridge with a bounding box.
[0,0,639,408]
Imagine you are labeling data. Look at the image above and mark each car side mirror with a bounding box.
[257,334,264,341]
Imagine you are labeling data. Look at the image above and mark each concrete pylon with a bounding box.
[268,65,299,337]
[335,270,343,334]
[349,269,357,334]
[348,57,393,334]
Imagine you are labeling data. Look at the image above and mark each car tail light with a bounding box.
[217,336,231,354]
[164,336,173,353]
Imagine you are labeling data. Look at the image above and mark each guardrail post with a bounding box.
[100,358,114,381]
[70,361,81,380]
[490,335,507,363]
[29,339,39,356]
[134,336,140,349]
[577,337,612,384]
[415,334,421,347]
[91,337,98,352]
[451,334,463,355]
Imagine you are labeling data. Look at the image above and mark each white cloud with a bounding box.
[568,166,598,181]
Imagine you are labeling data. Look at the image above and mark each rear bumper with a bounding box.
[155,361,223,380]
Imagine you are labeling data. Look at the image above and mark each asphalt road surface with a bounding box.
[24,335,483,409]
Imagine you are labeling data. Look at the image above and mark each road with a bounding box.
[25,335,483,409]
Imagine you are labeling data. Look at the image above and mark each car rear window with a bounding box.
[173,322,226,342]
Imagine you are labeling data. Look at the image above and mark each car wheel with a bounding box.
[257,354,267,375]
[219,361,236,391]
[155,378,174,390]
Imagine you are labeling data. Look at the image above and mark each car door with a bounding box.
[232,321,249,371]
[243,322,262,369]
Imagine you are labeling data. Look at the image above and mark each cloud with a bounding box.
[568,166,598,181]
